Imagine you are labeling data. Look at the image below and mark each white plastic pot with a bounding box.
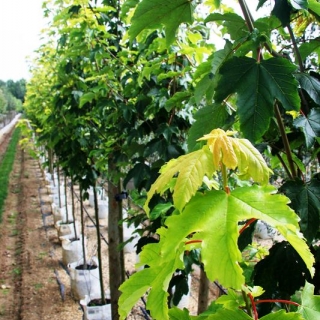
[80,292,111,320]
[68,257,101,301]
[56,220,80,239]
[53,205,73,225]
[61,235,86,266]
[88,187,105,207]
[98,200,108,219]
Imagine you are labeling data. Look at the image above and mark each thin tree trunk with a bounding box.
[70,181,78,239]
[80,186,87,269]
[94,185,105,304]
[197,266,210,314]
[108,159,125,320]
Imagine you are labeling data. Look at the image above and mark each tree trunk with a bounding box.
[94,185,105,304]
[197,266,209,314]
[108,159,125,320]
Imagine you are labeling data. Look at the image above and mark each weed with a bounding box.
[0,304,6,316]
[7,212,18,224]
[10,229,19,236]
[37,252,47,260]
[1,288,9,295]
[33,283,43,290]
[12,268,21,276]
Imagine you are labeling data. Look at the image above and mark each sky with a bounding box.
[0,1,270,83]
[0,0,47,81]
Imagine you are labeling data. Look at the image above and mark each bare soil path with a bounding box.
[0,128,82,319]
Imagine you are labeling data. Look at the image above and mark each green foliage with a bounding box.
[120,184,314,319]
[298,282,320,317]
[294,108,320,148]
[24,0,320,319]
[214,57,300,142]
[129,0,194,45]
[280,179,320,243]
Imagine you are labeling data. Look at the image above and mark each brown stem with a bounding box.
[79,185,87,269]
[242,290,253,318]
[238,0,254,32]
[287,24,304,72]
[255,299,300,307]
[276,153,293,180]
[247,293,258,320]
[94,184,106,304]
[239,218,257,234]
[274,103,297,179]
[71,181,78,240]
[185,239,202,246]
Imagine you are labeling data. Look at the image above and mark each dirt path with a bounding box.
[0,129,82,319]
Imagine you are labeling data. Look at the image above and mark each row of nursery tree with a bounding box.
[24,0,320,319]
[0,79,26,115]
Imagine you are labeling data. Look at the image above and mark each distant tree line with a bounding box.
[0,79,26,115]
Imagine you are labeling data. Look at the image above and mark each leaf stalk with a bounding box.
[274,103,297,179]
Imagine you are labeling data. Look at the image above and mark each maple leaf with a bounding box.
[214,57,300,142]
[144,129,272,214]
[128,0,194,46]
[120,186,314,319]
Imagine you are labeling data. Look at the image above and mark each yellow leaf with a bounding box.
[198,129,238,169]
[198,129,271,185]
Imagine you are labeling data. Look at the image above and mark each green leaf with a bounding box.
[193,41,233,106]
[214,57,300,142]
[294,108,320,148]
[202,308,252,319]
[298,39,320,61]
[120,0,139,18]
[123,162,151,190]
[187,104,230,151]
[165,91,191,112]
[295,73,320,105]
[144,146,215,213]
[168,307,192,320]
[253,242,312,300]
[124,184,314,318]
[159,186,313,289]
[128,0,194,46]
[79,92,95,108]
[260,310,304,319]
[280,179,320,243]
[169,305,252,319]
[272,0,293,27]
[215,289,245,310]
[119,242,184,320]
[150,202,173,220]
[309,0,320,17]
[204,12,247,41]
[298,282,320,318]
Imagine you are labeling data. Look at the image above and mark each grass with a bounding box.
[37,252,47,260]
[0,128,21,222]
[7,211,18,224]
[33,283,43,290]
[12,268,21,276]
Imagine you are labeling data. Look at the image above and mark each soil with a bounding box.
[0,128,84,319]
[0,125,221,320]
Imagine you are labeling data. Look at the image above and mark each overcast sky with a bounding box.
[0,0,47,81]
[0,1,270,83]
